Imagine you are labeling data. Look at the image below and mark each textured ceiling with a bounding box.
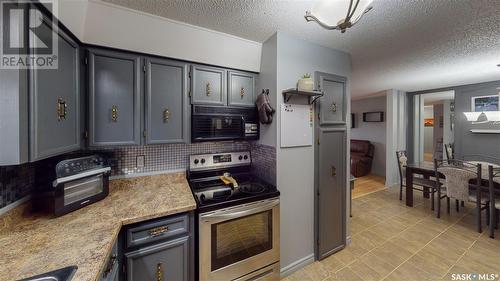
[101,0,500,98]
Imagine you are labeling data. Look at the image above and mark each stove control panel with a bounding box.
[190,151,251,170]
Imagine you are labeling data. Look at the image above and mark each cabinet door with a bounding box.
[125,236,190,281]
[89,49,141,146]
[228,71,256,107]
[145,58,187,144]
[316,72,347,125]
[316,128,346,260]
[191,65,225,105]
[29,15,80,161]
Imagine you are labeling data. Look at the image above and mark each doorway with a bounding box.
[413,91,455,163]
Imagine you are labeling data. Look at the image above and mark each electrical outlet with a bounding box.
[136,155,145,168]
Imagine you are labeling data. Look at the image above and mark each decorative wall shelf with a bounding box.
[282,88,324,104]
[470,129,500,134]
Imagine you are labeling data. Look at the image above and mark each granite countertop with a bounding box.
[0,172,197,281]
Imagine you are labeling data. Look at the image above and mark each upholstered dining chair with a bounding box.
[488,165,500,238]
[434,159,489,233]
[396,151,440,210]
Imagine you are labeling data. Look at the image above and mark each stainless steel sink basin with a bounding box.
[18,266,77,281]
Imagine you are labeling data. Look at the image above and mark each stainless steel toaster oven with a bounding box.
[33,154,111,216]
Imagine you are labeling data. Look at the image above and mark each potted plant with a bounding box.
[297,73,313,91]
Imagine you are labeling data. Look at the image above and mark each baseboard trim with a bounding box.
[280,253,315,278]
[346,236,352,245]
[0,195,31,216]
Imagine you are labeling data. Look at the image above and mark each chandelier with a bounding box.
[305,0,374,33]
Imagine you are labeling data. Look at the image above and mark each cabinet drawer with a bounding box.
[126,214,189,248]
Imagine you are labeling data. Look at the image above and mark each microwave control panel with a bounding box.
[56,155,108,177]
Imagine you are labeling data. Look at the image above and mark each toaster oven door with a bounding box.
[63,174,104,206]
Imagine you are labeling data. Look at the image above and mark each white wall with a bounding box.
[351,96,387,177]
[385,89,407,188]
[57,0,262,72]
[273,33,351,273]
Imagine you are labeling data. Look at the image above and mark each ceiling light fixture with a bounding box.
[305,0,373,33]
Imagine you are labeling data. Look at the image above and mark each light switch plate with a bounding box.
[136,155,145,168]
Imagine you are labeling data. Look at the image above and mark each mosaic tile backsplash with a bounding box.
[0,163,35,209]
[0,142,276,209]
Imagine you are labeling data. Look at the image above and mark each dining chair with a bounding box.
[488,165,500,238]
[434,159,489,233]
[396,151,440,210]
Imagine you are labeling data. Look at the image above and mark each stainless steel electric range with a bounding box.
[187,151,280,281]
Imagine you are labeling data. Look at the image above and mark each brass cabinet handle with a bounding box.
[149,226,169,237]
[111,105,118,122]
[240,87,245,98]
[206,82,211,96]
[331,166,337,177]
[163,108,170,123]
[331,102,337,113]
[56,98,67,121]
[156,263,163,281]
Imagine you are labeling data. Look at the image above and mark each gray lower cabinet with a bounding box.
[191,65,226,105]
[145,58,188,144]
[315,72,347,125]
[29,15,81,161]
[88,48,141,146]
[228,71,256,107]
[125,236,190,281]
[315,127,346,260]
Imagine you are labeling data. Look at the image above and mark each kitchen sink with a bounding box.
[19,266,77,281]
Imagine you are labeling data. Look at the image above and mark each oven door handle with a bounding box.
[52,167,111,187]
[200,199,279,222]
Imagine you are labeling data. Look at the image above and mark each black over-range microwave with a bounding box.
[191,105,259,142]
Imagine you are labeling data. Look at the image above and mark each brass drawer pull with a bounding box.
[149,226,169,237]
[156,263,163,281]
[57,98,67,121]
[163,108,170,123]
[206,82,211,96]
[240,87,245,98]
[111,105,118,122]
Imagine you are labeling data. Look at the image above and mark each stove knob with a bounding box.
[244,155,248,160]
[200,194,206,202]
[201,158,206,164]
[194,159,199,164]
[239,155,243,160]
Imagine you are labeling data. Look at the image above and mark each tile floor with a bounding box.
[283,187,500,281]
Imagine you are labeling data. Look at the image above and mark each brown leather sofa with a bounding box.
[350,139,375,177]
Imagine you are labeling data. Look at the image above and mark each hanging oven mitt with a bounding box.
[256,90,275,124]
[220,172,239,189]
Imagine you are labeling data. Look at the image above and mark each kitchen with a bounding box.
[0,1,351,281]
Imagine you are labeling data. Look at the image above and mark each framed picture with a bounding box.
[362,111,384,122]
[424,118,434,127]
[471,94,499,112]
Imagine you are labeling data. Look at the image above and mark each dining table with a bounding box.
[405,161,500,207]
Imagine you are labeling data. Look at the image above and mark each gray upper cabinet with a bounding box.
[29,15,80,161]
[88,49,141,146]
[191,65,226,105]
[228,71,256,107]
[316,72,347,125]
[125,236,190,281]
[145,58,188,144]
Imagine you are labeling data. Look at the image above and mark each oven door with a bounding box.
[192,115,245,142]
[199,198,280,281]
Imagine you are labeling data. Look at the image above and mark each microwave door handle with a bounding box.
[201,199,279,222]
[241,116,246,137]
